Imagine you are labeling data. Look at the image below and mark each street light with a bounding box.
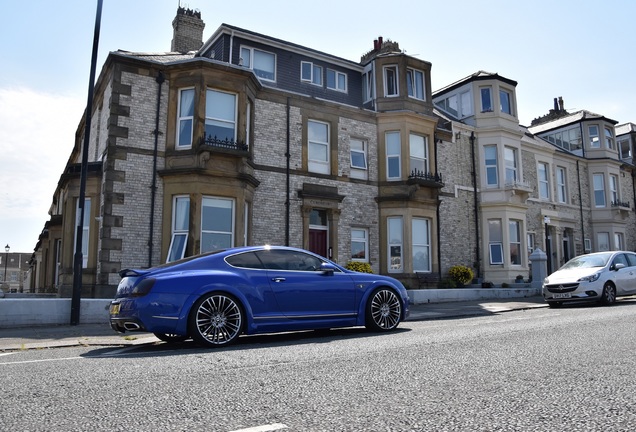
[3,244,9,290]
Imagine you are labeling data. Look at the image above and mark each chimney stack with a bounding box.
[171,7,205,53]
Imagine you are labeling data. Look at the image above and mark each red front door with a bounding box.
[309,229,328,258]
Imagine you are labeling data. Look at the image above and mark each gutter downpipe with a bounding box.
[285,97,291,246]
[469,131,481,279]
[435,135,442,279]
[576,160,585,252]
[148,70,165,268]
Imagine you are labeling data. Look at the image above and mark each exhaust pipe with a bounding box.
[124,322,141,331]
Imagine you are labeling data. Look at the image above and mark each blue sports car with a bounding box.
[109,245,410,347]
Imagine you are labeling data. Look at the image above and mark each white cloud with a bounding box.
[0,87,84,251]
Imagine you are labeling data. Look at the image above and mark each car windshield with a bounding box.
[560,253,612,270]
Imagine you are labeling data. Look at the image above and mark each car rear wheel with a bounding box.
[153,333,188,343]
[600,282,617,305]
[365,288,402,332]
[189,293,243,347]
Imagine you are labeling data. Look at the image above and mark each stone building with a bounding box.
[27,8,636,296]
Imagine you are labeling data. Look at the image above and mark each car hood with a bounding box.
[546,267,603,283]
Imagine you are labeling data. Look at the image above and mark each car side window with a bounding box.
[225,252,264,269]
[626,253,636,267]
[255,250,324,271]
[612,254,629,269]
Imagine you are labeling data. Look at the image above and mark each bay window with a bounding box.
[201,197,234,253]
[177,88,194,148]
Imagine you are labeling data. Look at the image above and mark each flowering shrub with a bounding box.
[345,261,373,273]
[448,265,474,285]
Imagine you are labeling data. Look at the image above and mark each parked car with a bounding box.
[542,251,636,308]
[109,245,410,347]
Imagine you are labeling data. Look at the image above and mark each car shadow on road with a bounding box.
[82,326,412,358]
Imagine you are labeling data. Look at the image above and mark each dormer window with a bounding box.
[301,61,322,86]
[480,87,493,112]
[240,46,276,81]
[500,89,512,115]
[384,65,399,97]
[327,69,347,92]
[406,68,424,100]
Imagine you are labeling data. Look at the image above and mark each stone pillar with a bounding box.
[529,248,547,289]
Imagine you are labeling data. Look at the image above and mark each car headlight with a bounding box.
[578,273,601,283]
[543,277,550,285]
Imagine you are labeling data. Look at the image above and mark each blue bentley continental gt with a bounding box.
[109,245,410,347]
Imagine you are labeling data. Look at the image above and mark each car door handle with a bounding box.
[272,277,286,283]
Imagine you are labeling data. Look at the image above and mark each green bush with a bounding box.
[448,265,474,285]
[345,261,373,273]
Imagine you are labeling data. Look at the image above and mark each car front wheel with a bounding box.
[189,293,243,347]
[365,288,402,332]
[600,282,617,305]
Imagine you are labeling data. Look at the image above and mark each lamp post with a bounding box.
[3,244,9,291]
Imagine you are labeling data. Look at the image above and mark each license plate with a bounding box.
[553,293,571,299]
[109,303,121,315]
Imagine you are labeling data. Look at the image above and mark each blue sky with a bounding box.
[1,0,635,252]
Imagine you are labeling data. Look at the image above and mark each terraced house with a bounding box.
[27,8,636,296]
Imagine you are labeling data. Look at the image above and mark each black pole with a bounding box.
[285,97,290,246]
[71,0,103,325]
[545,221,552,274]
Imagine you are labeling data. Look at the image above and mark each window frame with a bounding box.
[383,65,399,97]
[593,173,606,207]
[386,131,401,180]
[205,88,237,142]
[538,162,550,200]
[308,119,331,174]
[412,218,431,272]
[589,125,600,148]
[406,68,425,100]
[362,69,374,102]
[74,198,91,268]
[609,174,619,204]
[509,220,522,266]
[556,166,567,203]
[604,127,614,149]
[387,216,403,272]
[597,232,610,252]
[177,88,195,149]
[301,61,323,86]
[349,138,368,180]
[240,46,276,82]
[484,145,498,187]
[499,89,512,115]
[488,219,504,265]
[167,195,190,263]
[351,228,369,263]
[504,146,517,184]
[326,68,347,92]
[201,197,235,253]
[480,87,493,112]
[409,134,428,176]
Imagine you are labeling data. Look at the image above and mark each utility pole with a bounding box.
[71,0,103,325]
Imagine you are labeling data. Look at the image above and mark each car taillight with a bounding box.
[131,278,156,297]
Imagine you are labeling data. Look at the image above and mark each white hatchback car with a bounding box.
[542,251,636,308]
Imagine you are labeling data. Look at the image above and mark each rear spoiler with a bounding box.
[118,268,147,278]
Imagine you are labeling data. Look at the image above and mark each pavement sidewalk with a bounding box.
[0,296,548,351]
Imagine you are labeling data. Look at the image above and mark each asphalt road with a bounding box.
[2,301,636,431]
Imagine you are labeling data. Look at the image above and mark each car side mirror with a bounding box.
[320,262,336,275]
[614,262,626,271]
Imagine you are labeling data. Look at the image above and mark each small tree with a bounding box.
[448,265,474,286]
